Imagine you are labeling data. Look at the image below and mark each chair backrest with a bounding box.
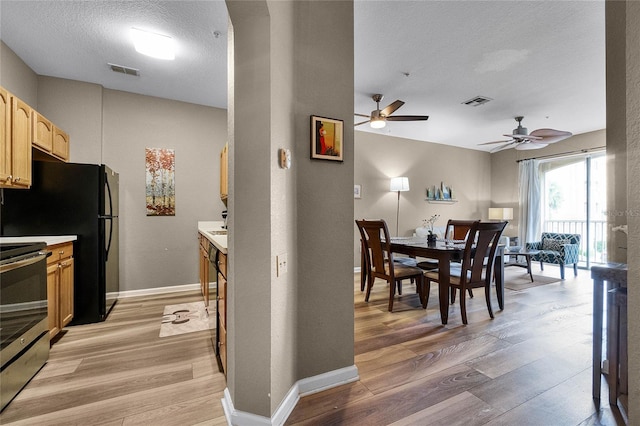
[445,219,477,241]
[355,219,394,280]
[541,232,581,247]
[459,221,507,285]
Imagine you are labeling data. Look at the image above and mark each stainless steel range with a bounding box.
[0,242,50,412]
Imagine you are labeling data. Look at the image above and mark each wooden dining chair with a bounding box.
[355,219,426,312]
[424,221,507,324]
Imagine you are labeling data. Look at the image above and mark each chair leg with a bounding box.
[388,279,395,312]
[468,288,474,298]
[484,284,494,320]
[574,263,578,276]
[560,264,565,280]
[459,286,468,325]
[540,261,544,270]
[397,281,403,295]
[364,273,375,302]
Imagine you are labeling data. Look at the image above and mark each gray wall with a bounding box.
[354,131,492,266]
[0,41,37,105]
[607,0,639,419]
[226,0,354,417]
[102,89,227,292]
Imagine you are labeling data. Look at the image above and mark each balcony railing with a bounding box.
[542,219,608,265]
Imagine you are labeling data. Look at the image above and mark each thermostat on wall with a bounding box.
[279,148,291,169]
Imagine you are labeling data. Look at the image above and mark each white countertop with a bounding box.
[198,221,227,253]
[0,235,78,246]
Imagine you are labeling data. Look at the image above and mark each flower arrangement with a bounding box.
[423,214,440,235]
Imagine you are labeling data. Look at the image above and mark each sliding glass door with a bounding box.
[539,152,606,267]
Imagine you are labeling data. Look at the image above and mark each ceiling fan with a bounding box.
[479,116,572,152]
[354,94,429,129]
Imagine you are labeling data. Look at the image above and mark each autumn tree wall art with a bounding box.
[146,148,175,216]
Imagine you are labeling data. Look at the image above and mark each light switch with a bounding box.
[276,253,288,276]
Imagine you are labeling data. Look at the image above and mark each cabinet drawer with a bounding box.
[47,242,73,265]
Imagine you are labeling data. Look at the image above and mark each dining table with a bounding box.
[387,237,505,324]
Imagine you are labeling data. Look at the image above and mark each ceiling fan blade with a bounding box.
[354,113,370,118]
[530,128,572,144]
[503,133,543,141]
[354,120,370,127]
[491,141,518,153]
[386,115,429,122]
[479,139,512,146]
[380,100,404,117]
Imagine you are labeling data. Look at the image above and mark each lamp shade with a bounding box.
[488,207,513,220]
[390,177,410,192]
[370,117,386,129]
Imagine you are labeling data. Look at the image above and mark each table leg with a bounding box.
[526,255,534,282]
[593,278,603,400]
[438,255,450,324]
[494,250,505,310]
[607,288,619,406]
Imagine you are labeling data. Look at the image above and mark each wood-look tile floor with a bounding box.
[0,291,228,425]
[286,266,628,426]
[0,267,628,425]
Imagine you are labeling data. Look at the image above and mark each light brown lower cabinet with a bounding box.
[217,251,227,376]
[46,242,74,339]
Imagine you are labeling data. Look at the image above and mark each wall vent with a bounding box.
[462,95,492,107]
[108,63,140,77]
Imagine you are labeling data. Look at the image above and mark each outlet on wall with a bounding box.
[276,253,288,277]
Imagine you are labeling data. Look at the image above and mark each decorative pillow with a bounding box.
[542,238,570,252]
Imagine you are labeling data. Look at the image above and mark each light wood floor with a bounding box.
[0,266,628,425]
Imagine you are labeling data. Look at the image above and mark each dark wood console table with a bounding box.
[591,263,627,408]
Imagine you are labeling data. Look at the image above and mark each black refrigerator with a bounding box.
[1,161,119,324]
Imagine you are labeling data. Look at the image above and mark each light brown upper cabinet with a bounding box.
[33,110,69,161]
[0,87,32,189]
[33,110,53,152]
[52,126,69,160]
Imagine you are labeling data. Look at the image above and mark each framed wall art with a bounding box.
[311,115,343,162]
[146,148,176,216]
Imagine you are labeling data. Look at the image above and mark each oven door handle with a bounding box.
[0,252,51,273]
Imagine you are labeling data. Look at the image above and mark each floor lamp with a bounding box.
[390,177,410,237]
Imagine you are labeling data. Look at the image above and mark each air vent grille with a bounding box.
[462,96,492,107]
[108,63,140,76]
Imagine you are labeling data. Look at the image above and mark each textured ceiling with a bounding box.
[0,1,606,151]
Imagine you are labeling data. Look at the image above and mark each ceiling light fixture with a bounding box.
[370,117,386,129]
[131,27,175,60]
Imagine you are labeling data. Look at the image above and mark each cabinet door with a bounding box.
[59,258,74,327]
[47,263,60,338]
[10,96,32,188]
[0,88,10,184]
[32,111,53,152]
[52,126,69,160]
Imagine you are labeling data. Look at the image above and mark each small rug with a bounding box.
[504,273,561,291]
[159,301,215,338]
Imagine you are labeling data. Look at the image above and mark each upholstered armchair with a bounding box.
[526,232,581,279]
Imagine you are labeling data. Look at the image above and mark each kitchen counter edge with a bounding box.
[0,235,78,246]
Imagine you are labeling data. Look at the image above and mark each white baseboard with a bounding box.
[222,365,359,426]
[118,282,217,299]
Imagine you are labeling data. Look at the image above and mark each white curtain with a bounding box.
[518,159,541,245]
